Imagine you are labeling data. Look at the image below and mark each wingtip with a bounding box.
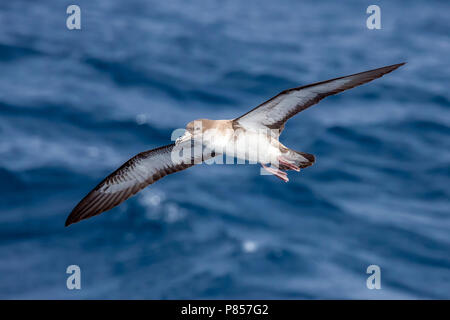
[390,62,406,69]
[65,214,77,227]
[371,62,406,77]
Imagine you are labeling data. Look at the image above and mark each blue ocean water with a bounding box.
[0,0,449,299]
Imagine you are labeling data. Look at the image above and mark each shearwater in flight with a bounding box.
[65,63,404,226]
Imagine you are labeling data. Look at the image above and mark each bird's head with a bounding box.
[176,119,209,144]
[185,119,207,135]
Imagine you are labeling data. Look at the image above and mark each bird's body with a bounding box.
[199,120,282,164]
[65,63,405,226]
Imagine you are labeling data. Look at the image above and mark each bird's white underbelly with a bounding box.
[203,129,281,164]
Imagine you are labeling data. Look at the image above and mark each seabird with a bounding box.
[65,63,404,226]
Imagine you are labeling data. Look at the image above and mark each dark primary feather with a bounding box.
[65,142,198,226]
[234,63,405,131]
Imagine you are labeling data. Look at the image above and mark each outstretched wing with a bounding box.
[66,142,200,226]
[234,63,405,131]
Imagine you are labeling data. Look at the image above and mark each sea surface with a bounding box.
[0,0,449,299]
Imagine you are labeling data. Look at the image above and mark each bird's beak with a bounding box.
[175,131,192,145]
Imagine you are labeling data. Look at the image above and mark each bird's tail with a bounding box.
[279,149,315,170]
